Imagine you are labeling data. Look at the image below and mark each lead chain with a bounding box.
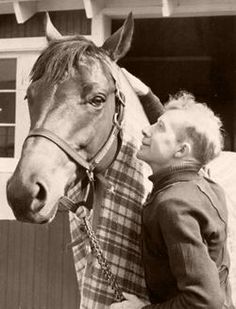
[82,216,125,302]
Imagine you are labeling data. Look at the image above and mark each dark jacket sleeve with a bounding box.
[139,89,164,124]
[143,197,224,309]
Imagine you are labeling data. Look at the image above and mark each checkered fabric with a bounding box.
[67,130,150,308]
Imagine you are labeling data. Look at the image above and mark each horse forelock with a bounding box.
[30,36,113,85]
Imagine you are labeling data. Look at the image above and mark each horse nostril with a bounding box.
[30,182,47,213]
[35,182,47,201]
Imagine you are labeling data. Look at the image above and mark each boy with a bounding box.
[111,83,235,308]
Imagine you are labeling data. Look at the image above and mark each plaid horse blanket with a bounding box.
[67,130,151,308]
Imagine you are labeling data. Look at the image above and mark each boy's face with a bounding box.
[137,109,188,172]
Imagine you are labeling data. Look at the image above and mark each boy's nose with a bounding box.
[142,125,152,137]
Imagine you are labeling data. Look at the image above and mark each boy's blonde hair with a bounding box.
[165,91,224,165]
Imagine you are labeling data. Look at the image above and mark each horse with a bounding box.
[6,13,152,308]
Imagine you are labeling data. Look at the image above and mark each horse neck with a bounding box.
[95,136,119,174]
[117,69,150,142]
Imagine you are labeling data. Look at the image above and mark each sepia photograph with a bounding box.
[0,1,236,308]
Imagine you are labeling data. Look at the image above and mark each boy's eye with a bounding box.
[156,120,165,131]
[157,121,163,128]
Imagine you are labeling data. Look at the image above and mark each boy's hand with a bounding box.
[110,292,150,309]
[121,68,149,96]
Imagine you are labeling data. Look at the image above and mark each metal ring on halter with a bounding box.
[116,89,126,106]
[113,113,123,130]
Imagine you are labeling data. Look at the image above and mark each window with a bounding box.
[0,58,16,157]
[0,38,45,172]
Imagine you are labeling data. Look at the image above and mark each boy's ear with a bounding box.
[175,142,191,158]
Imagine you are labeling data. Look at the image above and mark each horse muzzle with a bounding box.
[6,175,58,223]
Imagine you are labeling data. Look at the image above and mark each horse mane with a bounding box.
[30,36,110,84]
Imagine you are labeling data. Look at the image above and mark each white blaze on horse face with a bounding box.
[26,78,59,129]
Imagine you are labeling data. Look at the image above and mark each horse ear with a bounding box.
[45,12,62,42]
[102,12,134,61]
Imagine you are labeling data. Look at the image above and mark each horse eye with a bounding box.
[89,96,105,108]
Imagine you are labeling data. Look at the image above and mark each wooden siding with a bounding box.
[0,10,91,38]
[0,212,80,309]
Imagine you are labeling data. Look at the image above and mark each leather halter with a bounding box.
[25,63,126,223]
[26,87,125,182]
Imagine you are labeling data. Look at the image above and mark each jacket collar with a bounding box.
[149,162,202,193]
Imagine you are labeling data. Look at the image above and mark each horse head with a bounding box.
[7,13,134,223]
